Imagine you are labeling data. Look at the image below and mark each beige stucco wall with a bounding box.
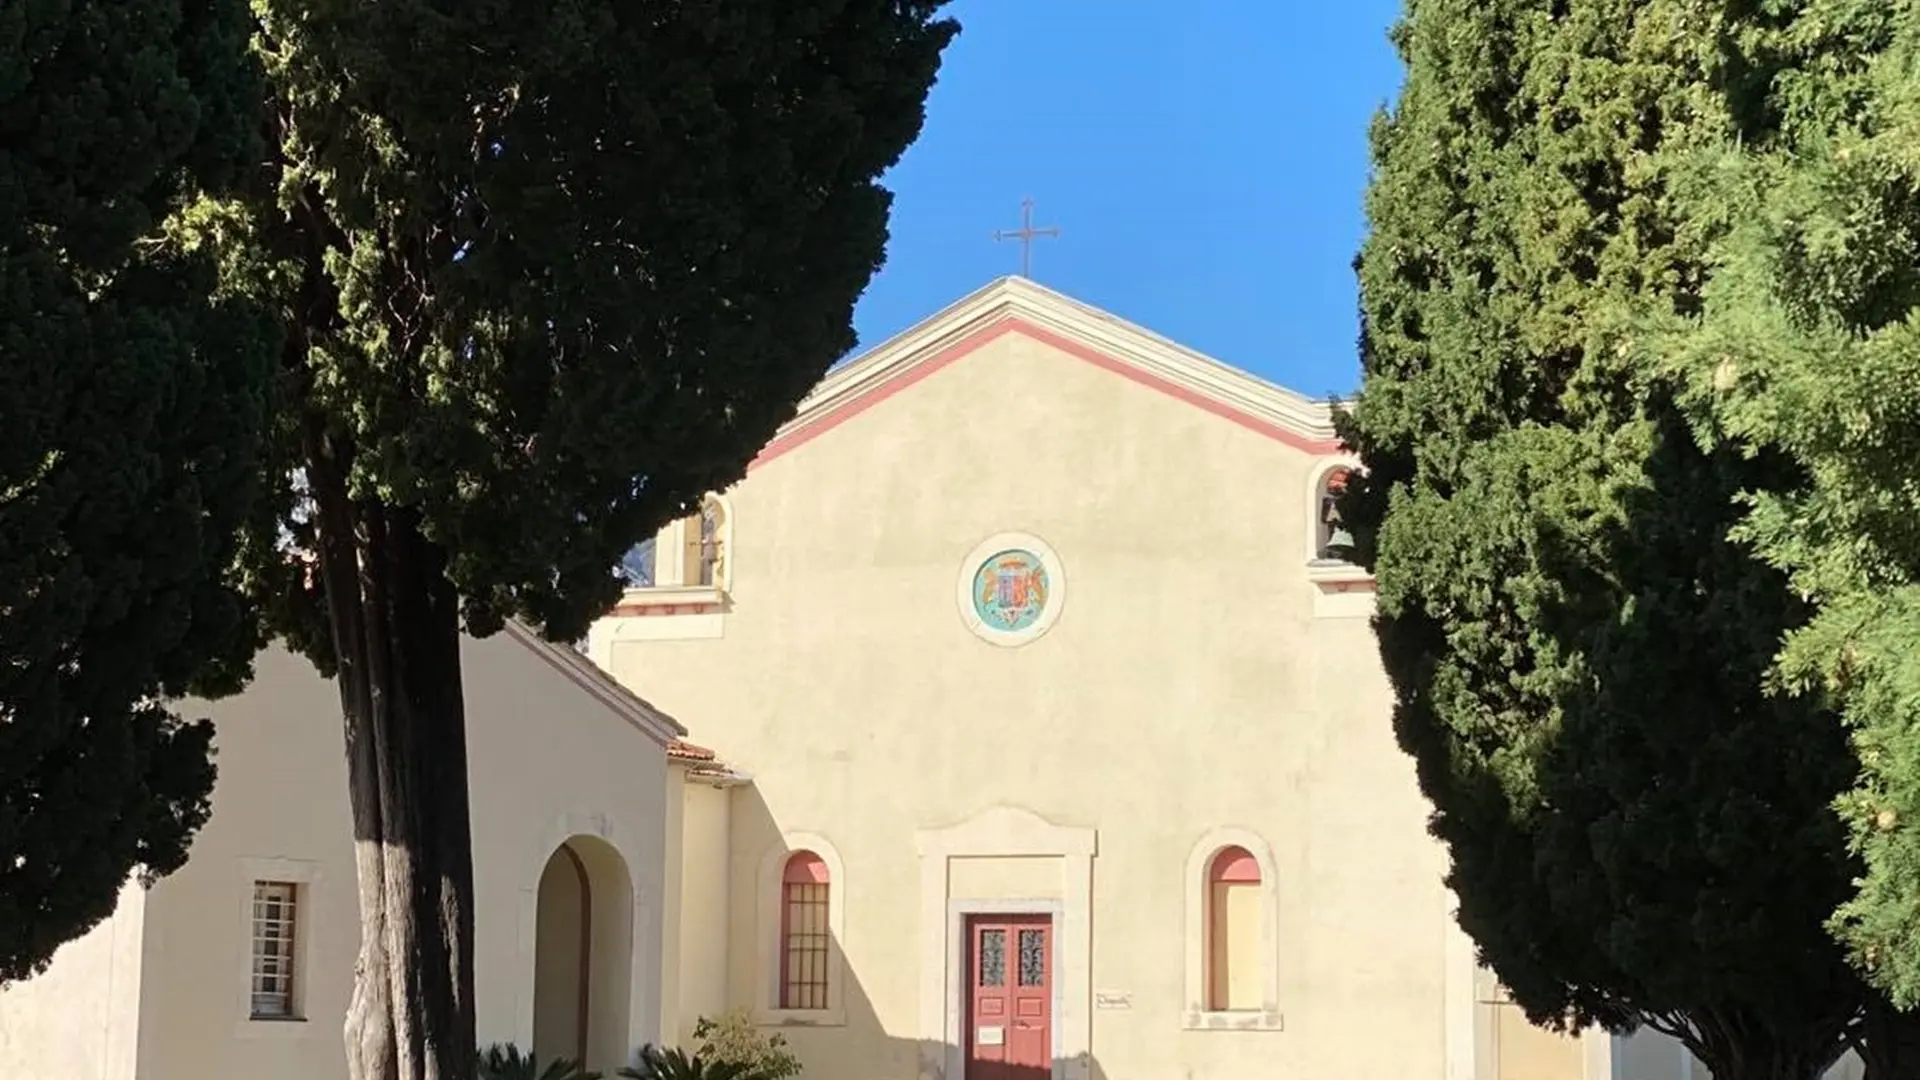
[664,778,735,1045]
[600,327,1458,1080]
[0,880,147,1080]
[14,632,674,1080]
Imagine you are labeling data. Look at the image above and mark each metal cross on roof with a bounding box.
[993,197,1060,278]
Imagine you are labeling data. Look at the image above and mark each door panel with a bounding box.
[967,915,1052,1080]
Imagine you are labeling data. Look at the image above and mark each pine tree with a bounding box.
[1646,4,1920,1067]
[181,4,959,1077]
[1342,1,1868,1074]
[0,0,274,982]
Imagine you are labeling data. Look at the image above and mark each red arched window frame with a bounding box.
[780,852,830,1010]
[1206,846,1261,1011]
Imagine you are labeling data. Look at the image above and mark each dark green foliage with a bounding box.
[0,0,273,982]
[172,3,957,1077]
[476,1043,602,1080]
[225,0,961,651]
[619,1046,753,1080]
[1649,1,1920,1009]
[1343,0,1866,1071]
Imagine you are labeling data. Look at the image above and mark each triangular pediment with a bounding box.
[750,277,1340,470]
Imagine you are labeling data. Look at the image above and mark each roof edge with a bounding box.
[500,621,686,746]
[752,277,1340,469]
[1003,277,1340,440]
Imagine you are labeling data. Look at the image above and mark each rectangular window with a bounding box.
[250,880,300,1020]
[780,881,830,1010]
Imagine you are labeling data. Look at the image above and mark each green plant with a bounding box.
[690,1010,803,1080]
[1343,0,1868,1074]
[618,1045,752,1080]
[477,1043,602,1080]
[183,2,961,1074]
[0,0,275,986]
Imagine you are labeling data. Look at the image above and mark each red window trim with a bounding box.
[1209,846,1261,885]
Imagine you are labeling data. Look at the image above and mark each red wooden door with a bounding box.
[966,914,1052,1080]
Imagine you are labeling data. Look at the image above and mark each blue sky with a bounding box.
[849,0,1406,399]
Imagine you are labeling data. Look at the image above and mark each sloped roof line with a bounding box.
[500,621,686,746]
[750,276,1342,470]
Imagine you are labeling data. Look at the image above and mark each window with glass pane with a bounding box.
[696,500,721,586]
[250,881,299,1019]
[780,881,830,1009]
[1019,928,1046,987]
[619,537,656,587]
[979,929,1007,987]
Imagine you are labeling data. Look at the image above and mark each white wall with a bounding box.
[2,630,675,1080]
[669,779,735,1045]
[0,880,147,1080]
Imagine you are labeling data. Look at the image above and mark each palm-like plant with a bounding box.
[477,1043,603,1080]
[618,1045,754,1080]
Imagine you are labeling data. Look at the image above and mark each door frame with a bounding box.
[916,807,1094,1080]
[947,899,1065,1080]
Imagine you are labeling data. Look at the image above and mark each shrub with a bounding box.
[690,1010,802,1080]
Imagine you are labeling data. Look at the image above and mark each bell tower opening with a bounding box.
[1314,465,1357,564]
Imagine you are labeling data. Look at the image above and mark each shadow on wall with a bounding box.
[698,786,1114,1080]
[533,833,637,1072]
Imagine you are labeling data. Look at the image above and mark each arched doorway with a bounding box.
[532,835,634,1070]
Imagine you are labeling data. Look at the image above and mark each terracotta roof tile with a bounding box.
[667,739,717,762]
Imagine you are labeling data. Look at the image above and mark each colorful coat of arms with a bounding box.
[972,550,1050,632]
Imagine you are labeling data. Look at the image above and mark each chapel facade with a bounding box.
[594,277,1612,1080]
[0,278,1776,1080]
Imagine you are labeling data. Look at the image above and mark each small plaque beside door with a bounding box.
[976,1025,1005,1047]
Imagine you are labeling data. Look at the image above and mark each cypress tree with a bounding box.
[1648,4,1920,1069]
[0,0,274,982]
[1342,1,1867,1074]
[180,3,960,1076]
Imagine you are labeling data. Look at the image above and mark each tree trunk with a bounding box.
[1859,998,1920,1080]
[309,423,477,1080]
[1684,1005,1854,1080]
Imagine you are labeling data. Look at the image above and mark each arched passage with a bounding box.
[532,835,634,1070]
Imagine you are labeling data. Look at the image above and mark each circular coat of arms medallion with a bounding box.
[971,550,1050,632]
[956,533,1065,646]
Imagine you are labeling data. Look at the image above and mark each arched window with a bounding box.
[680,495,727,588]
[756,834,845,1024]
[779,852,830,1010]
[1313,466,1356,564]
[1184,830,1281,1030]
[1207,847,1262,1011]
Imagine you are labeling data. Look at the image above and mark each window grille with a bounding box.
[250,881,299,1019]
[780,880,830,1010]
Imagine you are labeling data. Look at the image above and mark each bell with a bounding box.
[1320,526,1357,563]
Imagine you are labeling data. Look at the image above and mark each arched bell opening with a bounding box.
[1312,464,1357,565]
